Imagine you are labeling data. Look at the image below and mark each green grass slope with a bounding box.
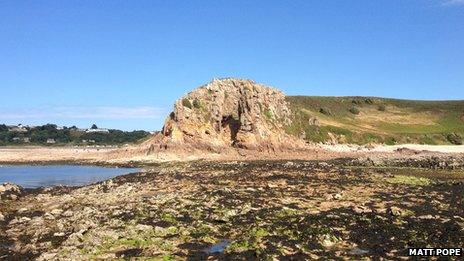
[285,96,464,145]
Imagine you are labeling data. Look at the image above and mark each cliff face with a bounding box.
[150,78,301,150]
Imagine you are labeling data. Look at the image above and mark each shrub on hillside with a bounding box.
[192,99,201,109]
[385,137,397,145]
[182,98,193,109]
[446,133,463,145]
[378,104,386,111]
[319,107,332,116]
[349,107,360,115]
[352,98,373,105]
[364,98,374,104]
[263,109,273,120]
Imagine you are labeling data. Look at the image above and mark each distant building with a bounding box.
[85,128,109,133]
[8,124,28,133]
[46,138,56,144]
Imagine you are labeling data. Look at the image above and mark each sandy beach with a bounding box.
[0,147,118,165]
[1,144,464,166]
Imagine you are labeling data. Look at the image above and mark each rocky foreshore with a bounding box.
[1,159,463,260]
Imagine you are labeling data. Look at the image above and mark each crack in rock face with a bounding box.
[150,78,301,150]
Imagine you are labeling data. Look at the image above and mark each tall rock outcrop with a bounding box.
[147,78,303,151]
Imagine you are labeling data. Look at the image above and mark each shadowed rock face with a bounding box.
[151,78,301,150]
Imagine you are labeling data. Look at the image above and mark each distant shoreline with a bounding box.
[0,144,463,168]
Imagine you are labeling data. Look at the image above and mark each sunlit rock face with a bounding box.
[149,78,302,150]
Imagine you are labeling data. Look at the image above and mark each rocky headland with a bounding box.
[145,78,306,153]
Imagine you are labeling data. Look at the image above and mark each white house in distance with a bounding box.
[85,128,109,133]
[7,124,28,132]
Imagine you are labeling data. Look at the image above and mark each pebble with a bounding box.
[326,214,340,219]
[320,234,339,248]
[135,224,152,231]
[353,205,372,214]
[39,253,57,260]
[62,210,74,217]
[17,208,28,214]
[388,206,402,216]
[44,213,55,220]
[417,214,434,220]
[326,193,343,200]
[19,217,31,223]
[284,161,294,167]
[154,226,166,233]
[50,209,63,216]
[440,218,451,223]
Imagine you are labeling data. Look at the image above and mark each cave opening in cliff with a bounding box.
[221,115,240,144]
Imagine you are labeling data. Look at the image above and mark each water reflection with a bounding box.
[0,165,139,188]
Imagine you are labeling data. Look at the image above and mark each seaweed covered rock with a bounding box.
[0,183,24,200]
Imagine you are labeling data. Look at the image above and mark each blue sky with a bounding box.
[1,0,463,131]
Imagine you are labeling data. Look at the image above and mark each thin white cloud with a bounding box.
[442,0,464,6]
[0,106,167,120]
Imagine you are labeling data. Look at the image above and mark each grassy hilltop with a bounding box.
[285,96,464,145]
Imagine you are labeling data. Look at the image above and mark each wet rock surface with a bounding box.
[353,156,464,170]
[0,159,463,260]
[0,183,24,200]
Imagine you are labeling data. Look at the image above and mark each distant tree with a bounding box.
[91,124,98,129]
[0,123,150,146]
[39,124,57,131]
